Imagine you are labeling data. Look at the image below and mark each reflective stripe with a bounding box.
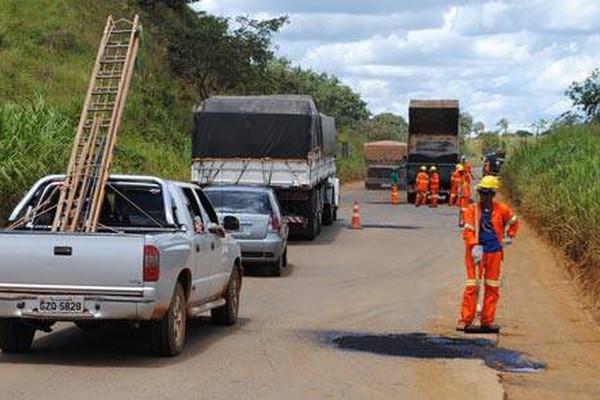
[485,279,500,287]
[506,215,518,226]
[465,279,477,286]
[463,223,475,231]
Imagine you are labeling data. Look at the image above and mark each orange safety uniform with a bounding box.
[464,161,473,184]
[415,172,429,207]
[429,172,440,207]
[449,170,462,207]
[459,201,519,326]
[458,174,471,226]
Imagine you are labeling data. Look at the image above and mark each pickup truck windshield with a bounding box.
[205,191,271,215]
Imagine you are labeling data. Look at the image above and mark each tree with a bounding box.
[566,68,600,122]
[472,121,485,136]
[478,131,502,154]
[265,59,369,126]
[515,129,533,137]
[529,119,548,136]
[166,14,288,100]
[358,113,408,141]
[496,118,509,135]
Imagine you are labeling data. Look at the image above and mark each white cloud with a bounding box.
[193,0,600,128]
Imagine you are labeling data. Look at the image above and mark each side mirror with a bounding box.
[223,215,240,232]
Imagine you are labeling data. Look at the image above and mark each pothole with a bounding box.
[321,331,546,373]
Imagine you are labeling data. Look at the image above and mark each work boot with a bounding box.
[456,321,472,331]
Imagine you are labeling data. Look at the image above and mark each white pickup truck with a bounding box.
[0,175,242,356]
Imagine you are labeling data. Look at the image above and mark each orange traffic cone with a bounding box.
[349,202,362,229]
[391,185,400,205]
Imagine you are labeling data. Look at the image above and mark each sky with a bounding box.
[195,0,600,131]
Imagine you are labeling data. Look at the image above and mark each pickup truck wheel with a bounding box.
[0,319,35,353]
[211,269,240,325]
[150,282,187,357]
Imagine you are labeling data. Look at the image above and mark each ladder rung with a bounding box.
[92,88,119,95]
[88,107,115,112]
[96,74,123,80]
[106,43,129,48]
[100,58,127,64]
[109,29,135,35]
[90,102,116,109]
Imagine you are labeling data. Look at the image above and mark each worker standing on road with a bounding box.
[461,156,474,184]
[449,164,463,207]
[457,176,519,330]
[458,167,471,227]
[415,166,429,207]
[429,166,440,208]
[390,169,399,188]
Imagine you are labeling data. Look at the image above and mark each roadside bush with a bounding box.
[502,125,600,304]
[0,98,73,225]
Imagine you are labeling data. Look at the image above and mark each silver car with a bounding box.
[204,186,289,276]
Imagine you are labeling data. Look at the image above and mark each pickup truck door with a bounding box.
[180,188,214,302]
[195,189,230,294]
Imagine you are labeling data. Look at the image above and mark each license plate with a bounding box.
[37,296,85,314]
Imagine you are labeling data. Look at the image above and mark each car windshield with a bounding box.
[205,190,271,215]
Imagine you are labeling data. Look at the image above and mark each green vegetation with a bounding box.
[0,0,392,225]
[503,124,600,297]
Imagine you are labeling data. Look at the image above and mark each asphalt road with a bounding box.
[1,183,599,399]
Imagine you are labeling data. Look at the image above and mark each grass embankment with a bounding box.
[502,125,600,310]
[0,1,196,225]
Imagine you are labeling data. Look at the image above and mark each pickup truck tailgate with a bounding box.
[0,232,145,290]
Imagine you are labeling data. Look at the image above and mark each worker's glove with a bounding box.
[471,245,483,264]
[503,236,513,246]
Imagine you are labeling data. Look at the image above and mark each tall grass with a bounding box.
[336,129,366,183]
[0,98,73,224]
[502,125,600,299]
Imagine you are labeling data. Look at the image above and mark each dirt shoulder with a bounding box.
[428,214,600,399]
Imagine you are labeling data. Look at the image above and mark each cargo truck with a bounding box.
[406,100,459,204]
[364,141,407,190]
[191,95,339,240]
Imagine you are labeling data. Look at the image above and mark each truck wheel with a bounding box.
[322,203,333,226]
[150,282,187,357]
[282,246,288,267]
[333,207,338,222]
[407,192,416,204]
[212,268,241,325]
[0,319,35,353]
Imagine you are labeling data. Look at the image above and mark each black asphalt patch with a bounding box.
[321,331,546,373]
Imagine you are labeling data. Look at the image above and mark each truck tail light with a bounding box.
[269,213,280,232]
[143,245,160,282]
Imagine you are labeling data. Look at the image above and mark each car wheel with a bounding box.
[269,254,284,277]
[212,268,241,325]
[149,282,187,357]
[0,319,35,353]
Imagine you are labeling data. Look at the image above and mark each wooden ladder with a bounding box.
[52,15,140,233]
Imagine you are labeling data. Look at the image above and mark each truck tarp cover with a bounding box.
[193,95,330,159]
[364,141,407,163]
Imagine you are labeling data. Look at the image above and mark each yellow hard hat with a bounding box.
[476,175,500,191]
[455,164,464,171]
[420,165,427,171]
[430,166,437,171]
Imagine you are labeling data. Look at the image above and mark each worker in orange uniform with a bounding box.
[415,165,429,207]
[429,166,440,208]
[449,164,463,207]
[461,156,474,184]
[458,167,471,227]
[457,176,518,331]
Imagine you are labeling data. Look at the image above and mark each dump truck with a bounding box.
[406,100,459,203]
[191,95,339,240]
[364,141,407,190]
